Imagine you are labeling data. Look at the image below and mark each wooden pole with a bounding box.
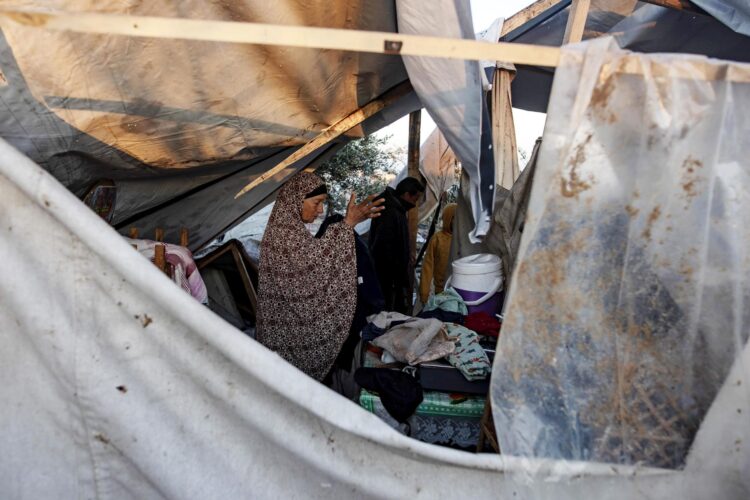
[407,110,421,307]
[235,81,412,198]
[179,228,189,247]
[154,228,164,242]
[562,0,591,44]
[639,0,705,14]
[0,10,561,68]
[154,244,167,275]
[128,227,138,239]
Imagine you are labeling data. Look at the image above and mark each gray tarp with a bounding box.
[693,0,750,36]
[503,0,750,113]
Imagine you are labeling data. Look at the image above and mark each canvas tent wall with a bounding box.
[0,1,417,249]
[0,0,498,249]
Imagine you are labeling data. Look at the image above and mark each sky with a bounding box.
[373,0,545,163]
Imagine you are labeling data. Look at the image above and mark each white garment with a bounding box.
[372,318,456,365]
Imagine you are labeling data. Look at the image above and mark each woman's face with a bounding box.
[301,194,327,223]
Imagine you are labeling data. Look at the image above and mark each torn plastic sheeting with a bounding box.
[396,0,495,243]
[493,38,750,472]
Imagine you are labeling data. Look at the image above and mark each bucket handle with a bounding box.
[445,276,502,306]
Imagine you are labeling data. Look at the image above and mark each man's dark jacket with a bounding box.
[368,187,413,313]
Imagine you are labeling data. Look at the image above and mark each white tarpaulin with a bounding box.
[1,42,749,499]
[396,0,494,243]
[493,37,750,480]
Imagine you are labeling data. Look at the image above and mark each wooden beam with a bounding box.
[638,0,706,14]
[234,81,412,198]
[501,0,566,37]
[179,228,189,247]
[0,10,561,68]
[154,228,164,242]
[562,0,591,44]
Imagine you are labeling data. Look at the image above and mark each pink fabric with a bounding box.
[125,238,208,304]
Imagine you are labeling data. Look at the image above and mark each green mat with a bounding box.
[359,389,485,418]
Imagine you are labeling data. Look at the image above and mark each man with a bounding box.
[368,176,425,313]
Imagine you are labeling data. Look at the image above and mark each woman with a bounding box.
[256,172,383,381]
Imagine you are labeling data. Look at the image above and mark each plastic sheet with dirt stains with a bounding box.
[492,38,750,470]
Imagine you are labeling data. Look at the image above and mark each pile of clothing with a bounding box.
[355,288,501,423]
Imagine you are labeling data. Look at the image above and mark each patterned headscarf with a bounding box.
[256,172,357,380]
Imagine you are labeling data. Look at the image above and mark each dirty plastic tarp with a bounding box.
[492,38,750,475]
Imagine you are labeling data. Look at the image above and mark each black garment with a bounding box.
[317,215,384,373]
[354,367,424,423]
[416,309,465,324]
[368,187,414,314]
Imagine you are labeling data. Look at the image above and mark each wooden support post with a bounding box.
[231,246,258,315]
[154,228,164,242]
[154,244,167,275]
[180,228,189,247]
[562,0,590,44]
[407,110,421,307]
[477,399,501,453]
[129,227,138,239]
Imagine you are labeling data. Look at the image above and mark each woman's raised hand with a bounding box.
[343,193,385,228]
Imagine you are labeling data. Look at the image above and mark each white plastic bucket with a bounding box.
[446,254,504,315]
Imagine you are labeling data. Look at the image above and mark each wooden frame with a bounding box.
[197,240,259,316]
[0,9,561,68]
[562,0,591,44]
